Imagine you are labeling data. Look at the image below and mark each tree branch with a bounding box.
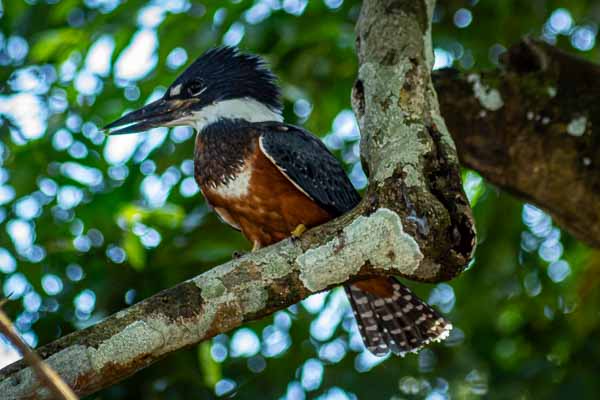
[0,1,474,397]
[0,305,78,400]
[0,209,425,398]
[434,38,600,247]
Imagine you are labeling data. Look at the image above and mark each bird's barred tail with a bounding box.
[345,277,452,356]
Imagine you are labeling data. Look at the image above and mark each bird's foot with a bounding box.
[232,250,248,259]
[291,224,307,239]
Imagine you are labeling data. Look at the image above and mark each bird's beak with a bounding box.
[103,97,195,135]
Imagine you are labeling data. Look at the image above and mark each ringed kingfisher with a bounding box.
[104,47,451,356]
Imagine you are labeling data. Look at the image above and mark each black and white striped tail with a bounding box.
[345,278,452,357]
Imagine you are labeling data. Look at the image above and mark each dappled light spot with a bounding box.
[354,349,389,372]
[325,0,344,10]
[0,338,21,369]
[261,325,291,358]
[52,129,73,151]
[418,348,437,373]
[302,291,327,314]
[318,338,346,363]
[7,219,34,251]
[294,99,312,120]
[434,48,454,70]
[230,328,260,358]
[42,274,64,296]
[274,311,292,330]
[68,140,89,159]
[106,244,127,263]
[61,162,104,187]
[211,341,228,362]
[223,22,245,47]
[283,381,304,400]
[85,35,115,77]
[0,248,16,273]
[548,9,573,34]
[428,283,455,314]
[215,378,237,397]
[108,164,129,181]
[310,290,346,342]
[104,134,140,164]
[74,289,96,314]
[247,355,266,373]
[245,3,271,24]
[523,271,542,297]
[124,288,136,305]
[571,25,596,51]
[66,264,85,282]
[20,331,38,348]
[0,93,47,141]
[115,29,158,81]
[0,185,15,206]
[137,5,166,29]
[23,291,42,313]
[332,110,359,141]
[547,260,571,283]
[167,47,188,70]
[465,370,488,396]
[283,0,307,16]
[57,186,84,209]
[453,9,472,29]
[3,272,29,298]
[180,176,199,197]
[5,35,28,64]
[301,358,324,391]
[14,196,41,220]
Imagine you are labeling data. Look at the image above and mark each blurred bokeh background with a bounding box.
[1,0,600,399]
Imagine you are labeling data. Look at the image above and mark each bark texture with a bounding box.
[434,39,600,247]
[0,0,476,397]
[351,0,476,282]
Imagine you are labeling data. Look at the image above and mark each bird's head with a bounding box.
[104,46,282,135]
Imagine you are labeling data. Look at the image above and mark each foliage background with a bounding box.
[1,0,599,399]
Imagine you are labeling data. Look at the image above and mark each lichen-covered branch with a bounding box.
[0,1,476,397]
[434,39,600,247]
[0,209,423,398]
[351,0,476,280]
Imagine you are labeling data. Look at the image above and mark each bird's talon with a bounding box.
[291,224,307,238]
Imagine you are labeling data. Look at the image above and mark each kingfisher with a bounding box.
[104,47,451,356]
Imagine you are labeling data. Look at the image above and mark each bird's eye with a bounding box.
[187,80,205,96]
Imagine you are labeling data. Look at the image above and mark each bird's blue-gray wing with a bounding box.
[258,124,361,216]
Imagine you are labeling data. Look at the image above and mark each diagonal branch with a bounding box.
[434,39,600,247]
[0,0,474,397]
[0,209,425,398]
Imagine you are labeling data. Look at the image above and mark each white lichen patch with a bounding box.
[358,62,431,186]
[547,86,557,98]
[250,241,302,280]
[88,320,165,371]
[567,116,587,136]
[296,208,423,292]
[467,74,504,111]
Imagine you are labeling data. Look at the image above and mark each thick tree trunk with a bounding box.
[434,39,600,247]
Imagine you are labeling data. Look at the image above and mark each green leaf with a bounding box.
[123,232,145,271]
[197,342,221,389]
[30,28,88,62]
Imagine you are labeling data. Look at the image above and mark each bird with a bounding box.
[104,46,452,356]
